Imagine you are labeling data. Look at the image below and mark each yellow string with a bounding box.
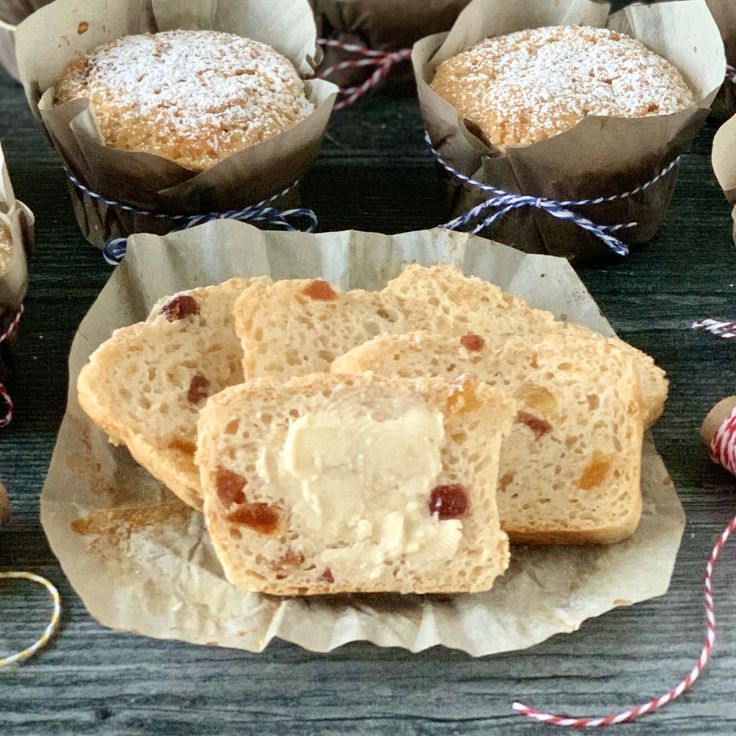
[0,18,16,33]
[0,572,61,667]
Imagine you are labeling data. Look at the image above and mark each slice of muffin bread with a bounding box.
[196,373,514,595]
[333,330,644,544]
[386,265,667,428]
[78,278,263,509]
[233,278,439,378]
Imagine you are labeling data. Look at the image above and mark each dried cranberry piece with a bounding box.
[429,484,469,520]
[320,568,335,584]
[187,373,211,406]
[161,295,199,322]
[228,503,280,535]
[302,280,337,301]
[215,467,246,506]
[516,410,552,440]
[460,334,485,351]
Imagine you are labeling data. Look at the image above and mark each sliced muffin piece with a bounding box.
[333,330,643,544]
[233,278,438,378]
[78,277,265,509]
[386,265,668,428]
[196,373,514,595]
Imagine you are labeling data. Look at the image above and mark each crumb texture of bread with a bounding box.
[77,277,261,509]
[196,373,513,595]
[233,278,440,379]
[430,25,694,147]
[55,30,314,171]
[386,265,667,427]
[332,330,644,544]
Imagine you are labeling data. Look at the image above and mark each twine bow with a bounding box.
[426,133,681,257]
[317,38,412,111]
[65,174,317,266]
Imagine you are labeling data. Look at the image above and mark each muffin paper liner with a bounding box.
[0,142,33,314]
[413,0,724,263]
[711,113,736,243]
[0,0,48,82]
[41,222,685,655]
[14,0,337,248]
[706,0,736,121]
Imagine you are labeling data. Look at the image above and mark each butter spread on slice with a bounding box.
[255,392,462,581]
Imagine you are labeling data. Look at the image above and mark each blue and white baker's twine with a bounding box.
[425,133,681,257]
[65,173,317,266]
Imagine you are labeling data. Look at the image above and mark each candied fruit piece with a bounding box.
[169,438,196,456]
[516,384,556,415]
[429,484,469,520]
[516,410,552,439]
[216,467,246,506]
[320,568,335,584]
[446,379,481,415]
[228,503,280,535]
[161,294,199,321]
[187,372,211,406]
[460,334,485,351]
[302,280,337,301]
[579,453,613,490]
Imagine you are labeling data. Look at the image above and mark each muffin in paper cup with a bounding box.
[0,141,34,425]
[310,0,472,91]
[413,0,724,264]
[0,0,49,82]
[14,0,337,249]
[707,0,736,121]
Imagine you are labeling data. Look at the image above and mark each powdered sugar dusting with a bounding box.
[431,26,695,147]
[56,30,315,171]
[0,221,12,277]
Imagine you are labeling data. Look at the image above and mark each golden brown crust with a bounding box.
[55,31,314,171]
[430,25,694,147]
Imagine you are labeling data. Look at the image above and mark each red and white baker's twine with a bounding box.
[0,304,23,428]
[317,39,412,111]
[513,412,736,728]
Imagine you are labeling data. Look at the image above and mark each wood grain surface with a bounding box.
[1,67,735,736]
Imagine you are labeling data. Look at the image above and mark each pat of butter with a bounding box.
[255,393,463,579]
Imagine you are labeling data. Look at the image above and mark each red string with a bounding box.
[317,38,412,111]
[512,410,736,727]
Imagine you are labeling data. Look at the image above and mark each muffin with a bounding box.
[0,220,12,277]
[55,30,315,172]
[430,25,695,148]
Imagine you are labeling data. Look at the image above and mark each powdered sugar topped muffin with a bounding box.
[430,25,695,147]
[55,30,315,171]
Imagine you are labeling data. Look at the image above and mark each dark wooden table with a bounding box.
[1,66,735,735]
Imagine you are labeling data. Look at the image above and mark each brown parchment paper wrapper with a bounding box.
[0,142,33,314]
[707,0,736,121]
[0,141,34,413]
[310,0,472,90]
[414,0,724,264]
[0,0,49,82]
[14,0,337,248]
[711,114,736,242]
[41,222,686,655]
